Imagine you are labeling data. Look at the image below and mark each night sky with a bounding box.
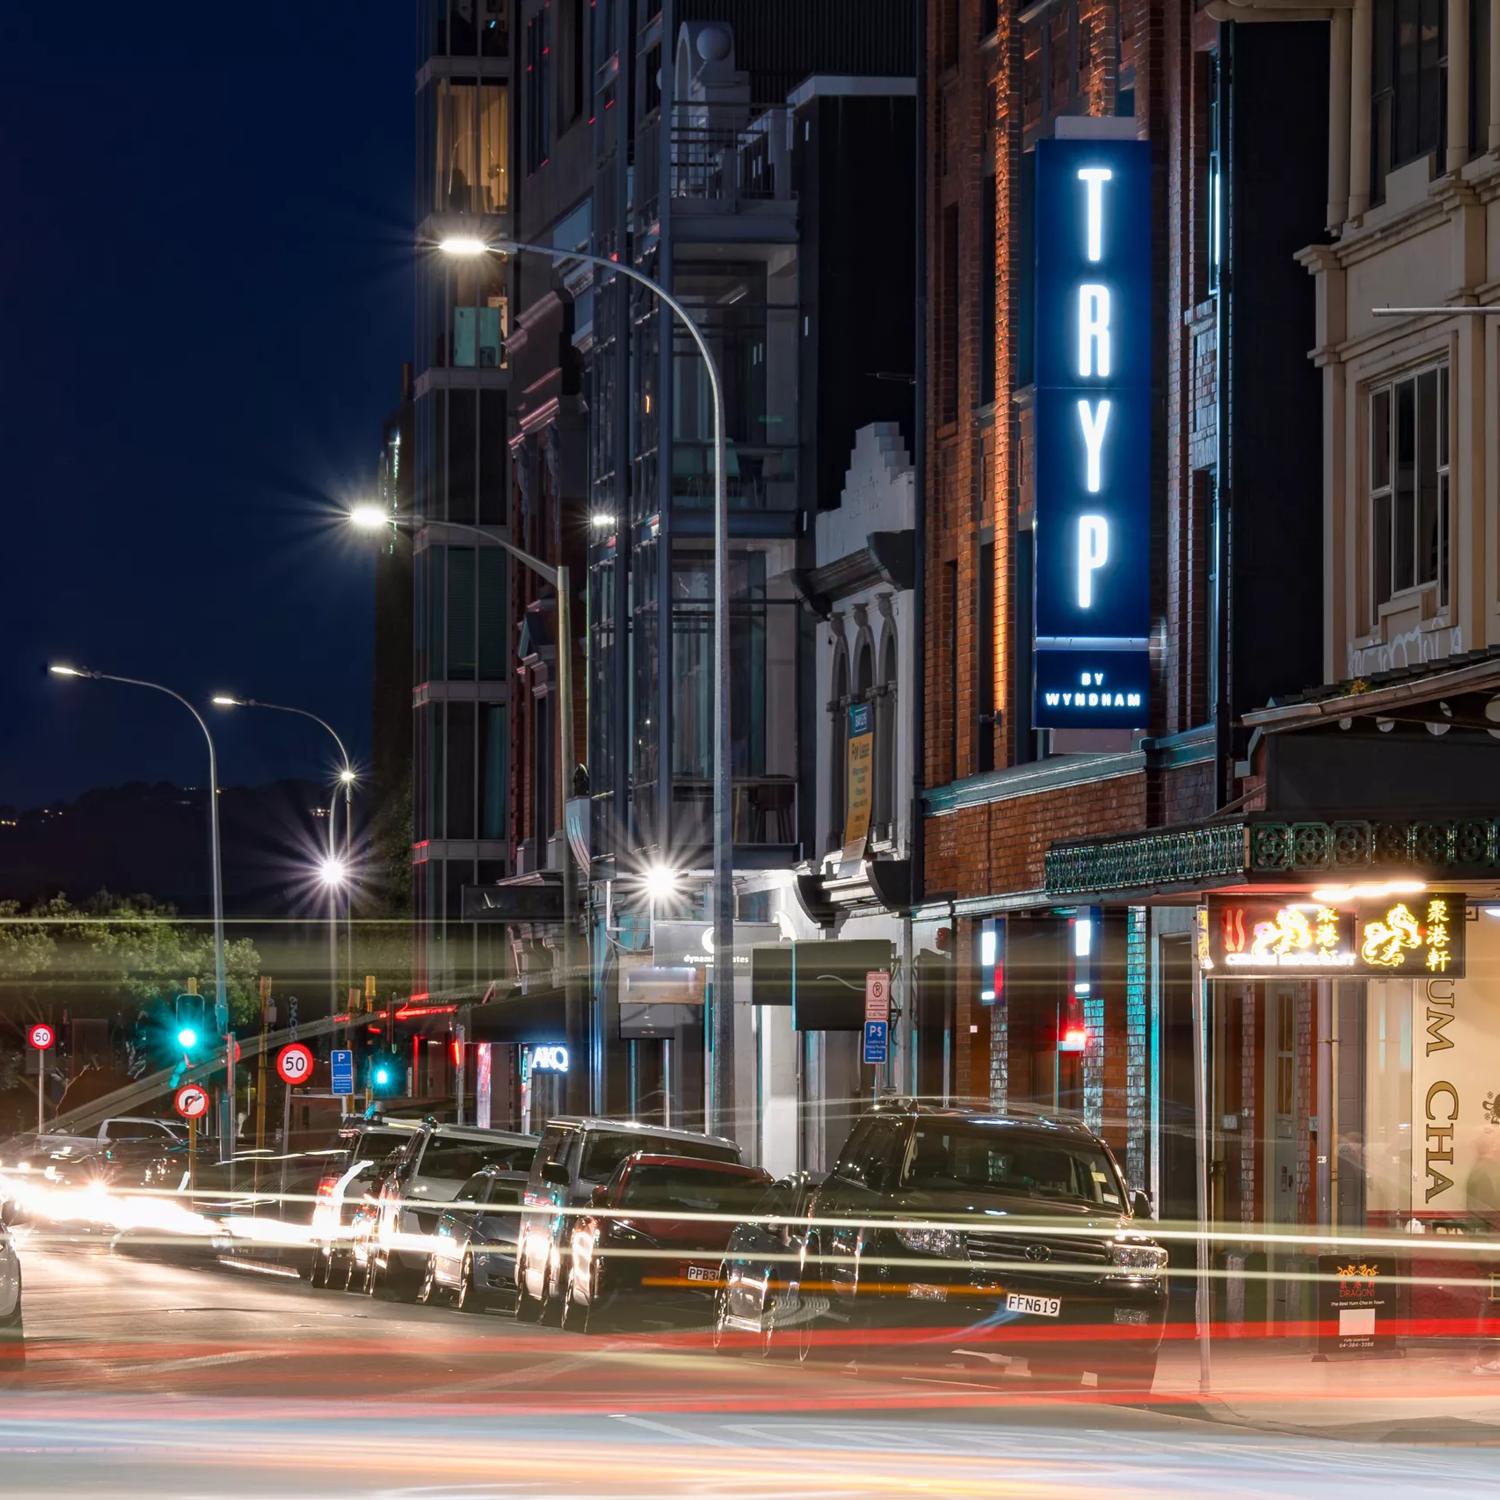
[0,7,413,810]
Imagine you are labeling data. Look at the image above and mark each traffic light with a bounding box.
[368,1049,401,1096]
[174,994,210,1058]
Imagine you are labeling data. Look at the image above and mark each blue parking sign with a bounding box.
[862,1020,888,1067]
[330,1048,355,1096]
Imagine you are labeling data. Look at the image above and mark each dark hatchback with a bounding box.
[795,1103,1168,1391]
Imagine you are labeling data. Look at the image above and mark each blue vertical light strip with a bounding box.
[1077,910,1102,1134]
[1125,905,1148,1187]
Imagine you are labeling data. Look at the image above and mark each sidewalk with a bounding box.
[1153,1336,1500,1442]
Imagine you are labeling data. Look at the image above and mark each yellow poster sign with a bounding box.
[843,701,874,861]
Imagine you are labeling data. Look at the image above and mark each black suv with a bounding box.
[793,1102,1167,1391]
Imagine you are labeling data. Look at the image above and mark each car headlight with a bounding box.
[894,1227,966,1257]
[1108,1241,1168,1279]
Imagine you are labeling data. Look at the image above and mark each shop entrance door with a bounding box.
[1264,983,1301,1326]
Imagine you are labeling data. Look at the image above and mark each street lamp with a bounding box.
[212,694,356,1017]
[349,502,588,1112]
[48,662,233,1152]
[434,234,736,1140]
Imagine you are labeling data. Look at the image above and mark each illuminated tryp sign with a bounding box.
[1033,137,1152,727]
[1203,894,1466,978]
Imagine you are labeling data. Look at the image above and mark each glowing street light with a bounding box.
[436,235,489,258]
[643,863,683,902]
[317,854,349,888]
[348,503,392,532]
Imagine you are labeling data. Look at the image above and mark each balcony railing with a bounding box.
[637,103,795,228]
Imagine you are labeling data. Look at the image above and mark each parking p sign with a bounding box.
[862,1019,888,1067]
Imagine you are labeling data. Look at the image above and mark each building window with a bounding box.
[525,13,551,173]
[1369,361,1448,618]
[828,645,848,851]
[1203,52,1221,298]
[939,204,959,425]
[426,79,509,214]
[873,629,898,837]
[979,173,996,408]
[1371,0,1447,204]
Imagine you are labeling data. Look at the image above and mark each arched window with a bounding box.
[874,628,898,834]
[828,646,849,852]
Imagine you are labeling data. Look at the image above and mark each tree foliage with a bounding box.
[0,891,263,1032]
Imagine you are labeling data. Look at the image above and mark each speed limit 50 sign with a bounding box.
[276,1043,314,1086]
[27,1023,55,1051]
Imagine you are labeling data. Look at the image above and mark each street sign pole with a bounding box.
[188,1115,197,1197]
[27,1023,56,1136]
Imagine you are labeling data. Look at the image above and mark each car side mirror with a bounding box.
[540,1161,569,1188]
[1131,1189,1152,1220]
[590,1183,611,1207]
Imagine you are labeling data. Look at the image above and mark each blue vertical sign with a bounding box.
[862,1019,888,1066]
[1033,137,1152,727]
[330,1048,354,1097]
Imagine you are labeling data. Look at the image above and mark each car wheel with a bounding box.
[710,1268,738,1354]
[1095,1353,1158,1400]
[416,1256,439,1306]
[455,1254,483,1314]
[790,1235,819,1365]
[541,1249,566,1327]
[561,1266,586,1333]
[514,1245,543,1322]
[0,1280,24,1383]
[1029,1359,1084,1388]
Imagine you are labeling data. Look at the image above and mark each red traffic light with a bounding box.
[1058,1025,1089,1054]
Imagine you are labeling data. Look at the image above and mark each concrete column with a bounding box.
[1448,0,1471,173]
[1329,8,1353,228]
[1349,0,1374,219]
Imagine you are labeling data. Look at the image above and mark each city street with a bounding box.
[5,1237,1500,1498]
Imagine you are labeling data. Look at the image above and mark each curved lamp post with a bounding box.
[48,663,233,1154]
[349,504,586,1112]
[212,695,355,1017]
[434,233,735,1139]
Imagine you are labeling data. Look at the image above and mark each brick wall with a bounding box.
[924,772,1148,896]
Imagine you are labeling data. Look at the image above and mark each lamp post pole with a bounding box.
[48,665,232,1154]
[437,234,734,1139]
[212,698,354,1019]
[213,696,352,1014]
[353,511,583,1112]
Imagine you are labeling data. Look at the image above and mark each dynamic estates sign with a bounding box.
[1033,136,1151,727]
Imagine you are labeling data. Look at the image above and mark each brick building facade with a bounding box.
[912,0,1331,1301]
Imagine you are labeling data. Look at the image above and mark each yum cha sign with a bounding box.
[1033,135,1152,728]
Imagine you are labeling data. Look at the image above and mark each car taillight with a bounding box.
[316,1175,339,1199]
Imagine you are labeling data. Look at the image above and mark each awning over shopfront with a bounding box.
[461,874,564,923]
[750,938,895,1030]
[464,984,568,1046]
[1046,652,1500,904]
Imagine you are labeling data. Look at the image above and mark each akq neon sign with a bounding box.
[529,1044,570,1073]
[1033,132,1152,727]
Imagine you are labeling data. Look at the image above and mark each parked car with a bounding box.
[0,1204,22,1380]
[713,1172,824,1356]
[417,1165,530,1312]
[791,1102,1168,1391]
[308,1121,420,1287]
[369,1123,537,1297]
[563,1153,770,1333]
[515,1117,742,1325]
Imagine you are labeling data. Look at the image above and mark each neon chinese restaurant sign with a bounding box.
[1203,894,1466,979]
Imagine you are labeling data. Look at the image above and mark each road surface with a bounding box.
[5,1236,1498,1497]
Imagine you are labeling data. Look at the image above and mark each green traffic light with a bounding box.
[373,1066,391,1086]
[177,1026,199,1050]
